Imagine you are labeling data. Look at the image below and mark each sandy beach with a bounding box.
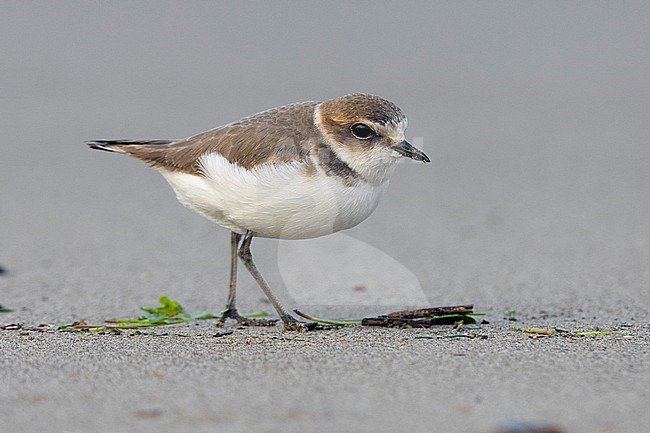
[1,2,648,432]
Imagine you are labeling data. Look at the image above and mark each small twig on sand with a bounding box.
[362,305,477,328]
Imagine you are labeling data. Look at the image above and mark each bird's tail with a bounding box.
[86,139,174,153]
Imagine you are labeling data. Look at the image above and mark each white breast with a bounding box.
[158,152,389,240]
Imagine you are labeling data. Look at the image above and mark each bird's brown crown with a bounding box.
[318,93,406,127]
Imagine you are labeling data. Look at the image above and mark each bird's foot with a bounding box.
[218,308,278,327]
[281,315,328,332]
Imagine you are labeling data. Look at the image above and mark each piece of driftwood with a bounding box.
[362,304,474,328]
[385,305,473,318]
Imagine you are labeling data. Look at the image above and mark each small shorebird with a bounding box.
[88,93,429,330]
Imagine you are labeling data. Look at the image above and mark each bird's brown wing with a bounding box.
[89,101,319,174]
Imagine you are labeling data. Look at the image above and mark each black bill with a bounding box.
[393,140,430,163]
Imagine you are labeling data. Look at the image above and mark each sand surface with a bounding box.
[1,2,649,432]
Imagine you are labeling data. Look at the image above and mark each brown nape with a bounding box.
[111,102,321,174]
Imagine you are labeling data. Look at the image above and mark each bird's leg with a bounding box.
[238,231,316,331]
[219,231,242,320]
[218,231,277,327]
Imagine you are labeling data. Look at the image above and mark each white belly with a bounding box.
[158,153,388,240]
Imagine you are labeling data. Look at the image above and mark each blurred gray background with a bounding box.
[2,1,648,317]
[1,2,649,432]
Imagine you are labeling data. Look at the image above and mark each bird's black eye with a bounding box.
[351,123,374,140]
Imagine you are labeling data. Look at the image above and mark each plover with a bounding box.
[88,93,429,330]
